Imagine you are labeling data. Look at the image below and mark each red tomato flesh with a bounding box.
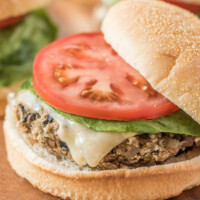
[33,33,179,121]
[164,0,200,13]
[0,15,25,29]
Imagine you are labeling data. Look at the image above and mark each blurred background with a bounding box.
[47,0,200,37]
[47,0,101,37]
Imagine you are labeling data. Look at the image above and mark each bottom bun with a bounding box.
[4,105,200,200]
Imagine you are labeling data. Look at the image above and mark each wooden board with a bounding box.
[1,119,200,200]
[0,119,60,200]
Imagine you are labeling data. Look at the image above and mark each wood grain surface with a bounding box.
[0,119,61,200]
[1,119,200,200]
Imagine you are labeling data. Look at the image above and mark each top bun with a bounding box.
[0,0,51,21]
[102,0,200,124]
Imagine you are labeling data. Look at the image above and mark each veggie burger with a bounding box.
[0,0,57,116]
[4,0,200,199]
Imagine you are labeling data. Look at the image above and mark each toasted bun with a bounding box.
[102,0,200,124]
[0,0,51,21]
[4,104,200,200]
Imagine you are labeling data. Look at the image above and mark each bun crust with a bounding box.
[0,0,51,21]
[102,0,200,124]
[4,105,200,200]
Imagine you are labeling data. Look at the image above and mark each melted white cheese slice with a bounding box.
[13,91,138,167]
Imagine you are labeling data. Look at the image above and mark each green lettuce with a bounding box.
[0,9,57,87]
[19,79,200,136]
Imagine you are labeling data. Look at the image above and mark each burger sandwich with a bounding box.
[4,0,200,199]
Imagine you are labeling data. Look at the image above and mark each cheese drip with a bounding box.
[14,91,137,167]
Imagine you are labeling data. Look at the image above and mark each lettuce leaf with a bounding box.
[0,9,57,87]
[19,79,200,136]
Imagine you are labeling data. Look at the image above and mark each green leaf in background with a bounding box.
[0,9,57,87]
[19,79,200,136]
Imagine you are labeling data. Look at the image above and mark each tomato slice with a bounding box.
[163,0,200,13]
[33,33,179,121]
[0,15,25,29]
